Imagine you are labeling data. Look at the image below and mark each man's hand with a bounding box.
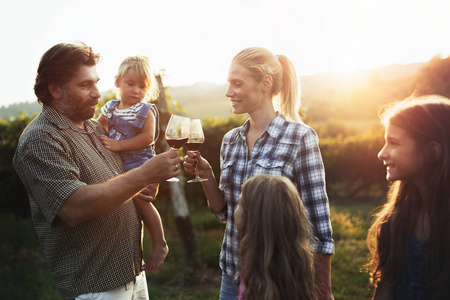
[137,183,159,202]
[139,149,181,183]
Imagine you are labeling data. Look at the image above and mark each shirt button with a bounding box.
[267,163,271,167]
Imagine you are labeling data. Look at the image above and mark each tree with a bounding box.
[414,55,450,98]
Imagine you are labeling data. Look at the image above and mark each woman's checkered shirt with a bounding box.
[214,114,334,276]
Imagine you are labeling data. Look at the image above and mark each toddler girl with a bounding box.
[98,56,168,272]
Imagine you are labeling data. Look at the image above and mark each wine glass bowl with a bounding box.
[186,119,208,183]
[165,115,190,182]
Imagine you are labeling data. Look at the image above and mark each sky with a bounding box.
[1,0,450,107]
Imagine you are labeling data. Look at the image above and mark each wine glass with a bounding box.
[186,119,208,183]
[165,115,190,182]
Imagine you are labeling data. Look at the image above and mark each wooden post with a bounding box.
[155,75,201,269]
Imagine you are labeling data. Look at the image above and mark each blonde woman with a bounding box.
[184,47,334,300]
[235,174,316,300]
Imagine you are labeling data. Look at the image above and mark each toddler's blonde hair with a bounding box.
[115,56,159,102]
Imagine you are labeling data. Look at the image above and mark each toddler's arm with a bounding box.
[100,110,156,152]
[97,114,108,131]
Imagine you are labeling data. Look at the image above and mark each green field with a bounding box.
[0,200,380,300]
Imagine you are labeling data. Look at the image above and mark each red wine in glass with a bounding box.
[187,119,208,183]
[167,137,189,149]
[185,141,203,151]
[165,115,190,182]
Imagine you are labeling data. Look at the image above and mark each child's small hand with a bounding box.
[99,135,122,152]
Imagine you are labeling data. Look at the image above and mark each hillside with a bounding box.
[0,101,42,120]
[0,61,426,121]
[168,82,231,119]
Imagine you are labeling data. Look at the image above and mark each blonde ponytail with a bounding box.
[232,47,302,122]
[277,55,301,122]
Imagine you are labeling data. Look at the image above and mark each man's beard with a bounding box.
[59,87,97,123]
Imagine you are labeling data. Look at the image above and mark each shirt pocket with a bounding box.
[253,159,285,176]
[219,159,235,191]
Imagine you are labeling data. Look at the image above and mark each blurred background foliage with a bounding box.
[2,55,450,299]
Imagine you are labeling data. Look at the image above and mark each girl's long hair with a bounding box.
[367,95,450,298]
[232,47,302,122]
[238,175,316,300]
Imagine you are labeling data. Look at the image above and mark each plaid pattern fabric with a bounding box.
[216,114,334,276]
[13,105,143,299]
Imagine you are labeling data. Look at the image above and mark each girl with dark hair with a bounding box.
[368,95,450,299]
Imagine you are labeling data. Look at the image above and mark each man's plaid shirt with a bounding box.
[13,105,143,299]
[214,114,334,276]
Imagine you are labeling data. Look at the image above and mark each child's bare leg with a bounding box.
[142,205,169,272]
[133,198,169,272]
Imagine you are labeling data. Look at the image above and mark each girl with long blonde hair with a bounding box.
[234,174,317,300]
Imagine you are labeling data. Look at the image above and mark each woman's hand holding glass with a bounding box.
[185,119,208,183]
[183,149,211,181]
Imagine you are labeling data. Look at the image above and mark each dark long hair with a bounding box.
[368,95,450,299]
[34,42,100,105]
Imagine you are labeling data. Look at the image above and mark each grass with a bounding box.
[330,202,380,299]
[0,214,60,300]
[0,200,381,300]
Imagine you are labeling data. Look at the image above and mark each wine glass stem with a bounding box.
[194,151,201,178]
[195,166,200,178]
